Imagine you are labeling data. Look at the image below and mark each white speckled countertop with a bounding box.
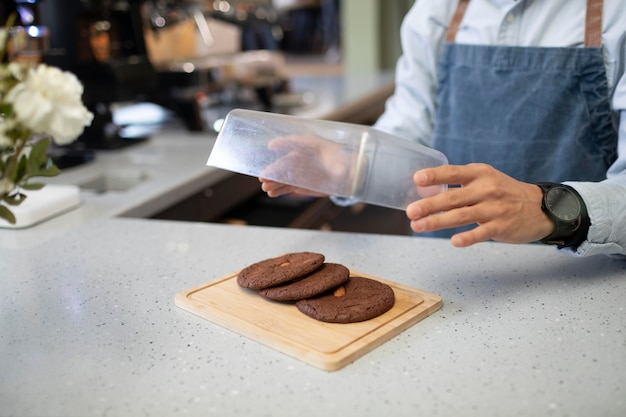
[1,218,625,417]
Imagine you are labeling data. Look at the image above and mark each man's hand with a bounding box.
[259,134,353,198]
[259,178,328,198]
[406,163,554,247]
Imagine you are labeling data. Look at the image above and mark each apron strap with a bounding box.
[445,0,469,43]
[585,0,604,47]
[445,0,604,48]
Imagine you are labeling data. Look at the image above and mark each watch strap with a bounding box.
[536,183,591,248]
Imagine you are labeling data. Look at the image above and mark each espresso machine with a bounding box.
[3,0,294,152]
[37,0,160,153]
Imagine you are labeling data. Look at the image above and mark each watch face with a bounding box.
[545,186,581,221]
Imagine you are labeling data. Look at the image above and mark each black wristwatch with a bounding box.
[536,182,591,248]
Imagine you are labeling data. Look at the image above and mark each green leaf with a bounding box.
[37,164,61,177]
[24,138,52,177]
[0,103,14,116]
[30,138,50,164]
[8,155,27,183]
[0,204,17,225]
[26,155,39,177]
[21,182,46,190]
[2,192,26,206]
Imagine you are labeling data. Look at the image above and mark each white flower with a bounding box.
[5,64,94,145]
[8,62,26,80]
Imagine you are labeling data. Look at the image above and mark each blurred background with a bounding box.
[1,0,417,235]
[1,0,415,140]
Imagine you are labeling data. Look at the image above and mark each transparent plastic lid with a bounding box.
[207,109,448,210]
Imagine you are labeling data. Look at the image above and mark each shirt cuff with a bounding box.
[559,181,626,257]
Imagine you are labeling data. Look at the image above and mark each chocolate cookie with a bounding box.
[237,252,325,290]
[259,263,350,301]
[295,276,395,323]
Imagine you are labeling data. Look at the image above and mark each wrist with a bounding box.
[530,184,555,239]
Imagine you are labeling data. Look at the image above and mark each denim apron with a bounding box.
[426,0,617,238]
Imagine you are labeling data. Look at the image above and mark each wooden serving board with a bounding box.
[175,270,442,371]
